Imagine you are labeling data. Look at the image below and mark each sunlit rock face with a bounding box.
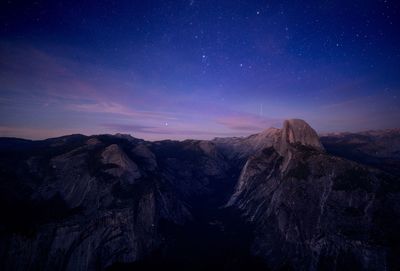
[278,119,324,155]
[0,120,399,271]
[212,127,280,161]
[227,120,400,271]
[211,119,323,163]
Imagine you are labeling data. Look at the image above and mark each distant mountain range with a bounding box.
[0,119,399,271]
[320,129,400,176]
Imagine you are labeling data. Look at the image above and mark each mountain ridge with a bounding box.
[0,119,399,271]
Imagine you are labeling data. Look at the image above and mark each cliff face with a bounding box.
[0,120,399,271]
[227,120,400,270]
[0,135,228,271]
[278,119,324,154]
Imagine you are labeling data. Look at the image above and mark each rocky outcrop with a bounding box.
[131,143,157,170]
[101,144,141,184]
[0,120,399,271]
[278,119,324,155]
[0,135,201,271]
[212,127,280,161]
[227,120,400,270]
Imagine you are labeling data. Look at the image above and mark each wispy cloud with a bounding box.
[102,123,237,138]
[217,115,282,132]
[0,43,181,122]
[4,42,396,140]
[68,101,178,120]
[1,43,290,140]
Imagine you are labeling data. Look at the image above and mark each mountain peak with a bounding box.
[278,119,324,153]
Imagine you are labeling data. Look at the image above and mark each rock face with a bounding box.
[0,120,399,271]
[101,144,141,184]
[212,127,280,161]
[227,120,400,270]
[278,119,324,154]
[0,135,224,271]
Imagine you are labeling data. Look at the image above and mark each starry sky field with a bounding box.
[1,0,399,140]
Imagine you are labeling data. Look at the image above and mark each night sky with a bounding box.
[1,1,399,140]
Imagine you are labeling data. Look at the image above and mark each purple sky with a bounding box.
[1,1,399,140]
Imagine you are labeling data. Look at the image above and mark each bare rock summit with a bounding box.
[278,119,324,153]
